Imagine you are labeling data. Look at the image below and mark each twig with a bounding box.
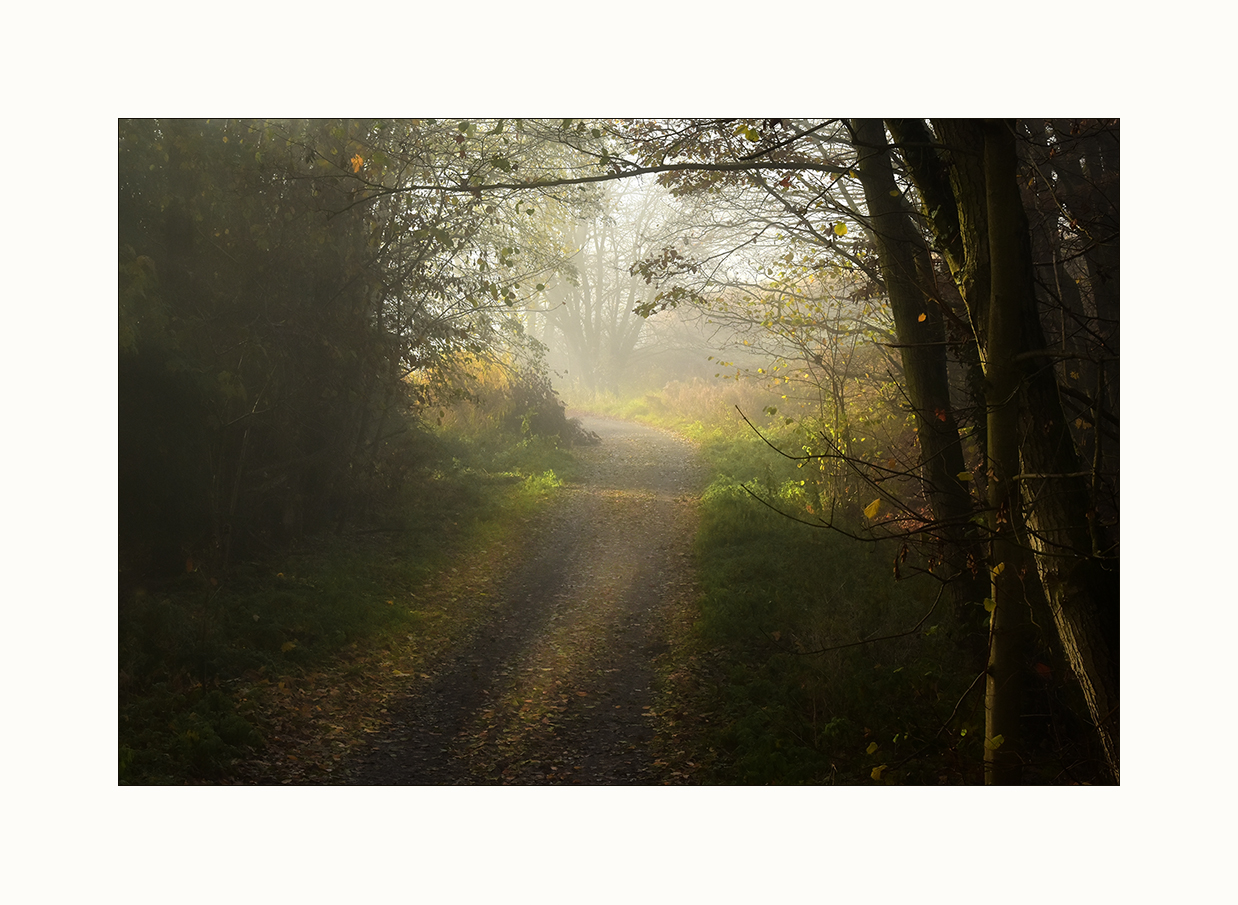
[885,666,988,773]
[773,583,947,656]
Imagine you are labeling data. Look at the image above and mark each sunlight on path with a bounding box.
[347,416,705,784]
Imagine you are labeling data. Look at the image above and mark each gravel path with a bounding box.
[347,415,706,784]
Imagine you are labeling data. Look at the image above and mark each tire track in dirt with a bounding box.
[347,415,706,784]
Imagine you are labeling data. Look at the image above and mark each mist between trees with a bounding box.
[119,118,1117,784]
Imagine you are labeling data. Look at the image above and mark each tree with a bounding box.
[120,118,1117,783]
[541,178,691,393]
[118,118,585,583]
[518,117,1120,782]
[871,119,1120,782]
[851,119,988,619]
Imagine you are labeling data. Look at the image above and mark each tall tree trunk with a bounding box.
[851,120,986,613]
[983,121,1120,783]
[886,119,990,498]
[981,120,1038,784]
[932,119,992,346]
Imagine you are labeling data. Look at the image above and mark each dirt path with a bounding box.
[346,415,707,784]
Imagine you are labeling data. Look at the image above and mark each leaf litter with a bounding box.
[232,416,720,785]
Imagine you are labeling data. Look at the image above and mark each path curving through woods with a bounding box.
[347,415,706,784]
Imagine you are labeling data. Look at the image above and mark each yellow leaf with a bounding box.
[351,152,364,173]
[281,641,297,652]
[864,498,882,519]
[387,600,395,606]
[956,471,972,482]
[985,734,1005,751]
[871,764,887,780]
[983,598,996,613]
[917,312,927,322]
[991,562,1006,577]
[866,742,879,755]
[833,222,848,236]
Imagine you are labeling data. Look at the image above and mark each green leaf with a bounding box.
[985,734,1005,751]
[983,598,996,613]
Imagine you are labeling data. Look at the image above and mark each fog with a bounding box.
[120,118,1121,791]
[508,170,891,441]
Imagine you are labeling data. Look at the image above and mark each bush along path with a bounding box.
[322,416,710,785]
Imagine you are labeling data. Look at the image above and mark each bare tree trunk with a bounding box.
[981,120,1037,784]
[886,118,989,497]
[852,119,987,612]
[983,120,1119,783]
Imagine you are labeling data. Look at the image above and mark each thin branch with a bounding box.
[885,666,988,773]
[777,583,947,656]
[736,121,838,161]
[337,159,854,214]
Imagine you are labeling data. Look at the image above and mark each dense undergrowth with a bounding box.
[690,482,984,784]
[119,371,583,785]
[570,378,991,783]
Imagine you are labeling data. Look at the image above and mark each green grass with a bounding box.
[579,379,988,784]
[118,422,577,785]
[692,478,984,784]
[121,373,987,785]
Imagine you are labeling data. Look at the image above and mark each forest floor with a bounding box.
[233,416,717,785]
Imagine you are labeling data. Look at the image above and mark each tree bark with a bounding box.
[981,120,1037,784]
[851,119,985,610]
[932,119,992,347]
[983,120,1119,783]
[886,119,989,497]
